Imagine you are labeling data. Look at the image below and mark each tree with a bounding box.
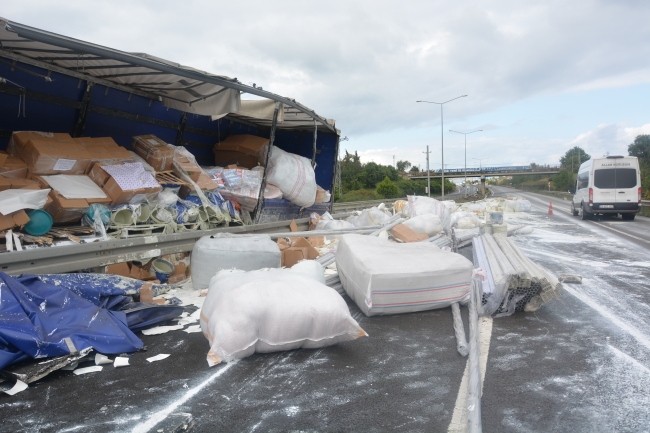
[560,147,590,173]
[409,166,420,174]
[376,176,401,198]
[628,135,650,165]
[551,169,575,192]
[358,162,398,188]
[396,160,412,172]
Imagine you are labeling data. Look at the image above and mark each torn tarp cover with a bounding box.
[0,273,143,371]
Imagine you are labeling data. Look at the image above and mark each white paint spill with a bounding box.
[284,406,300,416]
[130,361,237,433]
[141,325,184,335]
[608,345,650,376]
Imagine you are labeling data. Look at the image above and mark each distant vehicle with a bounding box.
[571,156,641,221]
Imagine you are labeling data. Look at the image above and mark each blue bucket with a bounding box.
[152,258,174,284]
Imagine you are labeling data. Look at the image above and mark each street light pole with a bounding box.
[423,146,431,197]
[417,95,467,199]
[449,129,482,197]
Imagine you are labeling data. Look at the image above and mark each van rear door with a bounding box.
[592,157,639,206]
[613,166,638,204]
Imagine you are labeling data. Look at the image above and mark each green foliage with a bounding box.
[551,169,575,191]
[628,135,650,163]
[338,189,383,202]
[376,176,401,198]
[358,162,399,188]
[629,135,650,199]
[396,160,411,172]
[560,146,590,172]
[409,166,420,174]
[396,179,427,196]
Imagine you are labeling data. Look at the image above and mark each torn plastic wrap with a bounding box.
[0,188,50,215]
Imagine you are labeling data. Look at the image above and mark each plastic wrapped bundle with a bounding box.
[347,206,390,227]
[336,234,473,316]
[452,211,481,229]
[200,269,366,366]
[403,214,443,235]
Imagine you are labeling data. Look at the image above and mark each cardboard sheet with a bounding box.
[41,175,107,199]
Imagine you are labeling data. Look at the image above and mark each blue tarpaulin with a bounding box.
[0,273,183,371]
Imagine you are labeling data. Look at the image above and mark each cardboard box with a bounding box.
[0,209,30,231]
[88,162,113,187]
[0,156,28,179]
[390,224,429,243]
[173,156,202,182]
[103,176,162,205]
[0,151,7,166]
[278,237,319,267]
[0,176,39,191]
[75,137,134,167]
[308,236,325,247]
[106,262,131,278]
[213,134,269,169]
[33,174,111,223]
[315,187,326,204]
[11,132,71,155]
[20,138,92,175]
[132,135,174,171]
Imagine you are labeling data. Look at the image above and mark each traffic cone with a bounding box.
[548,201,553,215]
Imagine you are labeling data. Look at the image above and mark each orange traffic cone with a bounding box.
[548,201,553,215]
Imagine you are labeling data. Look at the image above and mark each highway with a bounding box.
[4,187,650,432]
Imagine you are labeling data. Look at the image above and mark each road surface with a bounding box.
[2,186,650,432]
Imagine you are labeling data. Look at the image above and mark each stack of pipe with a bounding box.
[325,272,344,295]
[473,233,562,316]
[428,233,452,248]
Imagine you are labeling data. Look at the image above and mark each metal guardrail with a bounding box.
[1,213,352,276]
[332,198,406,212]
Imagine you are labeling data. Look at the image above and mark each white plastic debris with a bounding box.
[141,325,185,335]
[113,357,130,368]
[146,354,171,363]
[95,353,112,365]
[184,325,202,333]
[73,366,103,375]
[2,380,28,395]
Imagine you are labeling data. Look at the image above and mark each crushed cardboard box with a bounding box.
[0,156,28,179]
[0,209,30,232]
[106,261,157,281]
[277,237,319,267]
[213,134,269,169]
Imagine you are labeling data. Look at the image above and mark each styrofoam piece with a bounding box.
[95,353,112,365]
[113,357,130,368]
[191,234,281,290]
[141,325,184,335]
[200,269,366,366]
[146,354,170,363]
[336,234,473,316]
[3,380,28,395]
[73,366,103,375]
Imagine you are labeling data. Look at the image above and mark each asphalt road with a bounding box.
[2,187,650,432]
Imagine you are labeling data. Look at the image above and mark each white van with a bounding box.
[571,156,641,220]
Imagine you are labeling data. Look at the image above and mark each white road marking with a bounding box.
[448,316,493,433]
[130,361,237,433]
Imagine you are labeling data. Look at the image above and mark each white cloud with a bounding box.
[569,123,650,158]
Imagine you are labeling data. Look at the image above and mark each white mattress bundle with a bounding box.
[336,234,474,316]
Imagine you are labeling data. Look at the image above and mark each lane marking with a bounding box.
[130,361,237,433]
[448,316,493,433]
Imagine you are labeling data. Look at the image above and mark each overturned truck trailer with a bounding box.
[0,18,339,225]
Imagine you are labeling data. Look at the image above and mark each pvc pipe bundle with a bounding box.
[473,233,562,316]
[428,233,452,248]
[325,272,344,295]
[315,252,336,267]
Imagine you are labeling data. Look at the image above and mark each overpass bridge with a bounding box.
[408,166,560,195]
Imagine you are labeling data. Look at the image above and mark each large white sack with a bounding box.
[404,196,453,233]
[336,234,473,316]
[451,211,481,229]
[191,234,281,290]
[266,147,317,207]
[316,219,355,230]
[200,269,366,366]
[403,214,443,235]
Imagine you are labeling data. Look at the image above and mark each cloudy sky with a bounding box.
[5,1,650,170]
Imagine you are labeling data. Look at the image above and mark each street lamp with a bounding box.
[449,129,482,197]
[473,157,489,196]
[417,95,467,198]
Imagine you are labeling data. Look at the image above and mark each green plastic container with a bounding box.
[24,209,53,236]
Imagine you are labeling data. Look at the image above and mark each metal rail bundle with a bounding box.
[473,233,562,316]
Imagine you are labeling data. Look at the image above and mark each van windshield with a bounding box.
[594,168,637,189]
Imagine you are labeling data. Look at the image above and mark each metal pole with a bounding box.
[441,104,445,199]
[311,120,318,168]
[427,145,431,197]
[464,134,467,198]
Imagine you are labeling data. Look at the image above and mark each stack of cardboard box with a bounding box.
[132,135,175,171]
[32,175,112,223]
[213,134,268,169]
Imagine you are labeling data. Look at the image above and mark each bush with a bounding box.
[376,176,401,198]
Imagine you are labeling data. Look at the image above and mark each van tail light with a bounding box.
[589,188,593,203]
[639,187,643,203]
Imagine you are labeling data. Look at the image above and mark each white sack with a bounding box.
[403,214,443,235]
[316,219,355,231]
[452,211,481,229]
[200,269,366,366]
[336,234,473,316]
[346,206,389,227]
[404,196,452,232]
[291,260,326,284]
[191,234,281,290]
[266,147,317,207]
[506,199,532,212]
